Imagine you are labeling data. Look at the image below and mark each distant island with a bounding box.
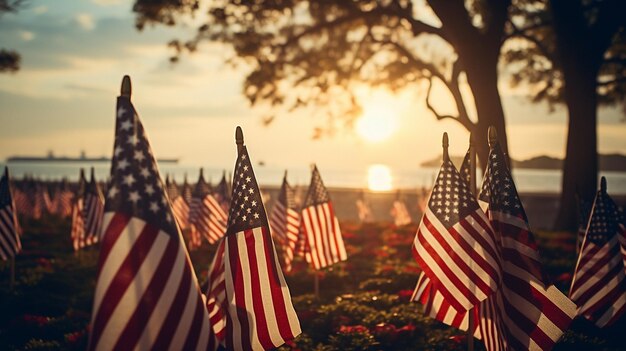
[6,151,179,164]
[420,153,626,172]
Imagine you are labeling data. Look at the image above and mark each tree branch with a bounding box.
[507,21,556,62]
[598,75,626,86]
[425,77,474,131]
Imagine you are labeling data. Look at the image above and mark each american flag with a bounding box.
[182,175,193,206]
[412,271,481,338]
[477,141,576,350]
[356,191,373,223]
[205,133,301,350]
[459,147,471,187]
[269,172,301,272]
[0,167,21,261]
[87,91,212,350]
[412,156,501,312]
[83,168,104,246]
[569,177,626,328]
[71,170,87,251]
[52,180,73,218]
[189,169,227,248]
[31,184,51,219]
[215,172,231,212]
[168,178,191,231]
[300,165,347,270]
[391,196,412,226]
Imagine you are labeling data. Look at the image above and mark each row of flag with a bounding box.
[1,74,624,350]
[86,81,303,350]
[410,133,626,350]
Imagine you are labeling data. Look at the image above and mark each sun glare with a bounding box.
[356,92,399,143]
[367,164,393,192]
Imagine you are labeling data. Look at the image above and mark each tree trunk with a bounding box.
[465,59,509,171]
[553,70,598,230]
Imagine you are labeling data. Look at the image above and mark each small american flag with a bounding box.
[570,177,626,327]
[215,171,231,211]
[356,191,373,223]
[477,141,576,350]
[189,169,227,248]
[412,271,481,338]
[459,148,471,187]
[168,178,191,231]
[300,165,347,270]
[206,132,301,350]
[269,172,301,272]
[84,168,104,246]
[0,167,21,261]
[52,180,74,218]
[71,170,86,251]
[390,196,412,226]
[88,91,212,350]
[412,157,500,312]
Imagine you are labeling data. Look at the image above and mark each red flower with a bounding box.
[338,325,369,334]
[23,314,50,326]
[449,334,467,344]
[397,289,414,302]
[557,272,572,283]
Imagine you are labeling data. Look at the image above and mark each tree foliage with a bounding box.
[0,0,23,73]
[504,0,626,109]
[132,0,513,155]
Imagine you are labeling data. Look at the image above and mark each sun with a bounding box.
[356,92,399,143]
[367,164,393,192]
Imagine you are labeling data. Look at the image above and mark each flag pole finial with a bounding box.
[601,176,607,193]
[121,75,132,98]
[442,132,450,162]
[235,126,244,153]
[488,126,498,148]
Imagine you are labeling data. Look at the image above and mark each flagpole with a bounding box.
[467,132,477,351]
[10,257,15,291]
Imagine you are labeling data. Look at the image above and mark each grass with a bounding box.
[0,217,624,350]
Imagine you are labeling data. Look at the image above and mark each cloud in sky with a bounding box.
[92,0,124,6]
[19,30,34,41]
[32,6,48,15]
[75,13,96,31]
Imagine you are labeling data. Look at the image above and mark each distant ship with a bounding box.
[6,150,179,164]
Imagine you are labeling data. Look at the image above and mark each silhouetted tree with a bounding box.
[0,0,22,73]
[504,0,626,230]
[133,0,515,168]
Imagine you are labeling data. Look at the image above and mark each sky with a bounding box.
[0,0,625,177]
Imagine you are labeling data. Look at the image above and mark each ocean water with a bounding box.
[1,161,625,195]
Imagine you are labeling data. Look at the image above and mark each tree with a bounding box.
[132,0,514,169]
[504,0,626,230]
[0,0,22,73]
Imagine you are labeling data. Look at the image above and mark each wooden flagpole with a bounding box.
[467,132,477,351]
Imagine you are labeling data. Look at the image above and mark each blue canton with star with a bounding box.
[428,160,479,227]
[479,143,527,220]
[303,166,330,208]
[105,96,177,236]
[226,146,268,235]
[586,189,624,245]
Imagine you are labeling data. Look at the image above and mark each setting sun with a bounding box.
[356,91,399,143]
[367,164,393,191]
